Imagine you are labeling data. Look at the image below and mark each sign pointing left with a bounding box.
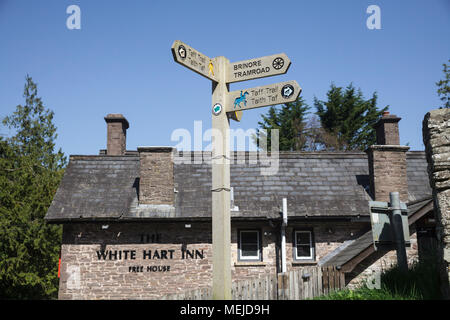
[171,40,219,82]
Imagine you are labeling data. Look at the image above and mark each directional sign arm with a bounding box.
[171,40,219,82]
[225,80,301,112]
[226,53,291,83]
[227,110,243,122]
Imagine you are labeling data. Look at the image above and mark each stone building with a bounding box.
[45,112,436,299]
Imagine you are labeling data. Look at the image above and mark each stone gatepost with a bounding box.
[423,108,450,299]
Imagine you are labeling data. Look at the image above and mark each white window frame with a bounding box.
[238,230,261,261]
[294,230,314,260]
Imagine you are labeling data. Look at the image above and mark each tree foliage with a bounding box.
[314,83,388,151]
[436,59,450,109]
[255,96,310,151]
[0,75,66,299]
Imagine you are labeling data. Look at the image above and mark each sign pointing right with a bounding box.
[226,80,301,112]
[226,53,291,83]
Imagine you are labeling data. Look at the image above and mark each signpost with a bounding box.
[171,40,302,299]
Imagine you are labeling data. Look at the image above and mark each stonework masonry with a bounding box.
[347,112,422,288]
[104,114,129,156]
[366,112,410,203]
[366,145,410,202]
[347,229,418,289]
[423,108,450,299]
[58,221,368,299]
[375,113,401,145]
[50,111,433,300]
[59,222,211,300]
[138,147,174,205]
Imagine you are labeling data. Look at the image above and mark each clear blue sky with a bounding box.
[1,0,449,155]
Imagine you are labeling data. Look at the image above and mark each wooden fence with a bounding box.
[162,266,344,300]
[232,273,278,300]
[277,266,345,300]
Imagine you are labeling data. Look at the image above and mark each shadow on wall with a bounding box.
[61,222,214,246]
[355,174,373,199]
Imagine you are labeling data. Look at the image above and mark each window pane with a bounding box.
[240,231,259,259]
[296,232,310,245]
[241,232,257,244]
[295,231,313,259]
[242,244,258,257]
[296,245,311,258]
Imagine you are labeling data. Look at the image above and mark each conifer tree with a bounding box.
[314,83,388,151]
[0,75,66,299]
[436,59,450,109]
[255,96,310,151]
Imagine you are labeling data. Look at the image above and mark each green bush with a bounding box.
[315,257,442,300]
[380,257,442,300]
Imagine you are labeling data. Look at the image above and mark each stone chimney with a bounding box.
[366,112,410,202]
[138,147,174,205]
[105,114,129,155]
[375,112,401,145]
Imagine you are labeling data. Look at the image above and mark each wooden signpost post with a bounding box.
[172,40,302,299]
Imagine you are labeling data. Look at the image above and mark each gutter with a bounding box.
[281,198,288,273]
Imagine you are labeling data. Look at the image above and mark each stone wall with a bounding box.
[346,229,418,289]
[375,113,401,146]
[423,108,450,299]
[58,221,368,299]
[138,147,174,205]
[366,145,410,202]
[59,222,215,300]
[104,114,128,156]
[285,222,367,269]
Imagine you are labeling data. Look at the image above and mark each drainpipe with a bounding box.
[390,191,408,272]
[281,198,288,273]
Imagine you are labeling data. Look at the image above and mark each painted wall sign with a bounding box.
[129,265,171,273]
[95,247,205,273]
[96,248,204,261]
[226,80,301,112]
[226,53,291,83]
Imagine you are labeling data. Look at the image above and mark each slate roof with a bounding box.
[45,155,139,221]
[45,151,432,222]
